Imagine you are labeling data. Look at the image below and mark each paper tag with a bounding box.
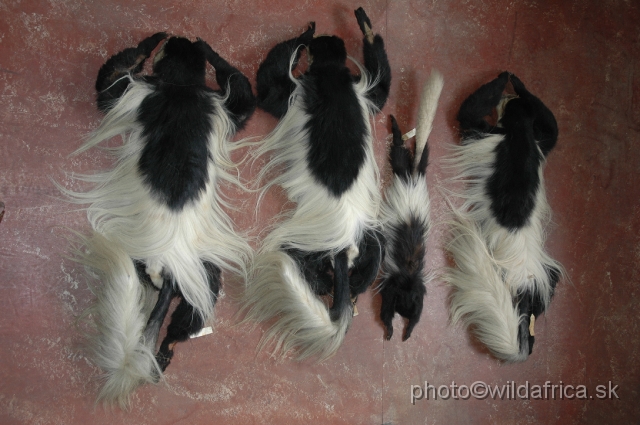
[402,128,416,141]
[190,326,213,339]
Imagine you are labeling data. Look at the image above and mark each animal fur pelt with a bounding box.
[444,71,563,362]
[240,8,391,360]
[62,33,255,406]
[378,70,443,341]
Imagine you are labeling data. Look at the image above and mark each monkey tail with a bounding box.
[414,69,444,173]
[79,232,161,407]
[445,213,530,362]
[241,249,352,361]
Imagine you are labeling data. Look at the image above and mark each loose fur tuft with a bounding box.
[378,70,443,340]
[444,213,526,361]
[241,11,390,360]
[62,34,255,404]
[242,65,382,360]
[444,72,564,362]
[79,233,161,408]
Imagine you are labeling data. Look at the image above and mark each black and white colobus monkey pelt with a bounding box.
[444,71,564,362]
[62,33,255,405]
[240,8,391,360]
[378,70,443,341]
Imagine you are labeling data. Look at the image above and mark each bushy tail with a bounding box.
[80,232,160,407]
[414,69,444,172]
[241,250,352,361]
[445,213,529,362]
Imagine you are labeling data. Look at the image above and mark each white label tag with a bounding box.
[402,128,416,140]
[529,315,535,336]
[190,326,213,339]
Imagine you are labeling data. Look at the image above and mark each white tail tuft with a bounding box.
[79,232,161,408]
[241,251,352,361]
[414,69,444,172]
[446,213,528,362]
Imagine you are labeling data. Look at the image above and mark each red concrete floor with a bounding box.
[0,0,638,423]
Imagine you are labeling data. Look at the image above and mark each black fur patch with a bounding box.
[135,37,214,211]
[287,229,385,299]
[545,264,561,294]
[145,279,176,369]
[286,248,334,296]
[416,143,430,176]
[349,229,385,296]
[387,113,430,179]
[488,81,559,229]
[486,108,542,230]
[380,215,427,341]
[137,86,215,210]
[302,63,367,196]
